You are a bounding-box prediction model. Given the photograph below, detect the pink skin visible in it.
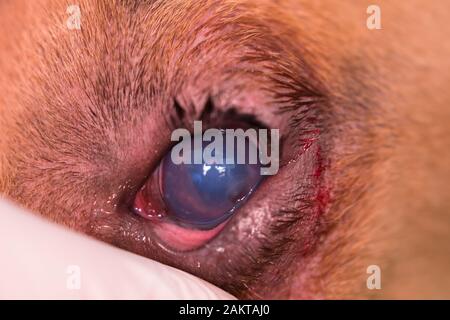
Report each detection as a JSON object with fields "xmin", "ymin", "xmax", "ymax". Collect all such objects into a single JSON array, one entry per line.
[
  {"xmin": 153, "ymin": 221, "xmax": 228, "ymax": 252},
  {"xmin": 133, "ymin": 182, "xmax": 227, "ymax": 251}
]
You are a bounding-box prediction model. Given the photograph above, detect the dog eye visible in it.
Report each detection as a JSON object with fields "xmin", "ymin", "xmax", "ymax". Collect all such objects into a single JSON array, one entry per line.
[{"xmin": 133, "ymin": 129, "xmax": 264, "ymax": 250}]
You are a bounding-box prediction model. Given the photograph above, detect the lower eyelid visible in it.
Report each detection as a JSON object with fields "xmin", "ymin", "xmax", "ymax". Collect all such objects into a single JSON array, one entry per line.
[
  {"xmin": 152, "ymin": 220, "xmax": 228, "ymax": 252},
  {"xmin": 132, "ymin": 171, "xmax": 229, "ymax": 252}
]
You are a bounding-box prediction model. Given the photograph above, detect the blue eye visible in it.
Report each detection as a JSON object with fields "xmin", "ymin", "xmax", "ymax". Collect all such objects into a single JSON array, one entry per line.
[{"xmin": 159, "ymin": 136, "xmax": 263, "ymax": 230}]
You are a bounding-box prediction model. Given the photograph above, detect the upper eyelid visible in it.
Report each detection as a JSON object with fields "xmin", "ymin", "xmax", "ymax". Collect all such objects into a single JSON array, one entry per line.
[{"xmin": 169, "ymin": 95, "xmax": 271, "ymax": 132}]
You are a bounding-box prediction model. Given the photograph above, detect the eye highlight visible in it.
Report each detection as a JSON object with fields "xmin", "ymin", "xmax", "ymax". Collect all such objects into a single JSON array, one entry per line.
[
  {"xmin": 161, "ymin": 135, "xmax": 263, "ymax": 230},
  {"xmin": 132, "ymin": 128, "xmax": 264, "ymax": 250}
]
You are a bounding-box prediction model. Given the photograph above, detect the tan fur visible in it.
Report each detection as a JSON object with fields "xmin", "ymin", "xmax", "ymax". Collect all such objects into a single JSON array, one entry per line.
[{"xmin": 0, "ymin": 0, "xmax": 449, "ymax": 298}]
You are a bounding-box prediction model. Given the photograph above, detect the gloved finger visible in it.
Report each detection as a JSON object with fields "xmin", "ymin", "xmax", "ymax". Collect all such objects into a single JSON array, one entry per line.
[{"xmin": 0, "ymin": 198, "xmax": 235, "ymax": 300}]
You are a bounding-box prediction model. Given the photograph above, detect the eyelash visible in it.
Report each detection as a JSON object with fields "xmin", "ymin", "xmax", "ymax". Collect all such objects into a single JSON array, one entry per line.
[{"xmin": 165, "ymin": 96, "xmax": 270, "ymax": 136}]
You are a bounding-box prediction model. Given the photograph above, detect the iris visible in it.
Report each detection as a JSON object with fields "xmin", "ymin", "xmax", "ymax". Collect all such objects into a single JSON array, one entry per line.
[{"xmin": 160, "ymin": 134, "xmax": 263, "ymax": 230}]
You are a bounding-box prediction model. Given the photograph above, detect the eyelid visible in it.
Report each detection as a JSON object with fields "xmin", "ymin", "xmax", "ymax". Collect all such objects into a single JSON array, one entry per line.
[
  {"xmin": 152, "ymin": 221, "xmax": 228, "ymax": 252},
  {"xmin": 133, "ymin": 172, "xmax": 228, "ymax": 252}
]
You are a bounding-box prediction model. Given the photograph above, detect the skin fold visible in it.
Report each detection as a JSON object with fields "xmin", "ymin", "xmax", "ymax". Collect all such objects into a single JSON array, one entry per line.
[{"xmin": 0, "ymin": 0, "xmax": 449, "ymax": 299}]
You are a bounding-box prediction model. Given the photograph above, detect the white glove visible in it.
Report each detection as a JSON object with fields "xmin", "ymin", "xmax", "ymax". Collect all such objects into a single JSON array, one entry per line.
[{"xmin": 0, "ymin": 198, "xmax": 235, "ymax": 299}]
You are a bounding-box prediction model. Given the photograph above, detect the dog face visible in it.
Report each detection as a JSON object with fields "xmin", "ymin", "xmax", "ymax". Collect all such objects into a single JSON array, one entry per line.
[{"xmin": 1, "ymin": 0, "xmax": 449, "ymax": 298}]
